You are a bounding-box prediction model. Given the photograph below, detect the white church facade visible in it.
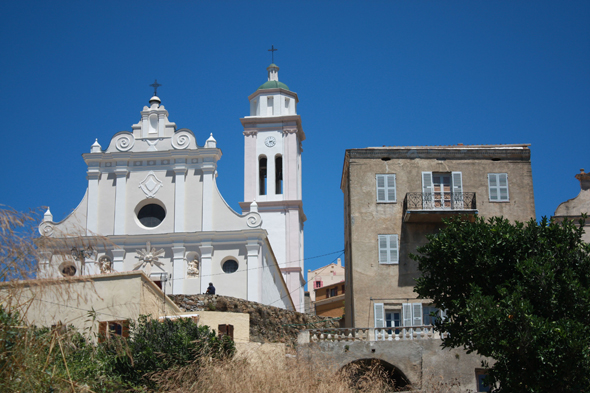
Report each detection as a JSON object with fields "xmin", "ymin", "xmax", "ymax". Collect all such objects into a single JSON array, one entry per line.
[{"xmin": 38, "ymin": 63, "xmax": 305, "ymax": 312}]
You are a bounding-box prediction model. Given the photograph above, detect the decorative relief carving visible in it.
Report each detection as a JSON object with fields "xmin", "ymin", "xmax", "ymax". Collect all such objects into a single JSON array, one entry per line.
[
  {"xmin": 148, "ymin": 160, "xmax": 156, "ymax": 166},
  {"xmin": 191, "ymin": 158, "xmax": 198, "ymax": 164},
  {"xmin": 282, "ymin": 128, "xmax": 298, "ymax": 135},
  {"xmin": 134, "ymin": 161, "xmax": 143, "ymax": 166},
  {"xmin": 172, "ymin": 131, "xmax": 192, "ymax": 150},
  {"xmin": 134, "ymin": 241, "xmax": 165, "ymax": 275},
  {"xmin": 39, "ymin": 222, "xmax": 54, "ymax": 237},
  {"xmin": 115, "ymin": 134, "xmax": 135, "ymax": 152},
  {"xmin": 161, "ymin": 159, "xmax": 170, "ymax": 165},
  {"xmin": 243, "ymin": 130, "xmax": 258, "ymax": 136},
  {"xmin": 139, "ymin": 171, "xmax": 163, "ymax": 198},
  {"xmin": 105, "ymin": 162, "xmax": 112, "ymax": 167},
  {"xmin": 246, "ymin": 212, "xmax": 262, "ymax": 228},
  {"xmin": 98, "ymin": 256, "xmax": 112, "ymax": 274},
  {"xmin": 187, "ymin": 257, "xmax": 199, "ymax": 277}
]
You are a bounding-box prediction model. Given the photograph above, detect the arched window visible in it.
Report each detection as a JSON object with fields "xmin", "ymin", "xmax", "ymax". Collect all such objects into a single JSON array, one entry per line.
[
  {"xmin": 275, "ymin": 155, "xmax": 283, "ymax": 194},
  {"xmin": 259, "ymin": 156, "xmax": 267, "ymax": 195}
]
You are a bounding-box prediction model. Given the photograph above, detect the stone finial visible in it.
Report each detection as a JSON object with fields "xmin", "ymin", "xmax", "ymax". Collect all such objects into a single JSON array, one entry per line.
[
  {"xmin": 90, "ymin": 138, "xmax": 101, "ymax": 153},
  {"xmin": 43, "ymin": 207, "xmax": 53, "ymax": 222},
  {"xmin": 337, "ymin": 258, "xmax": 342, "ymax": 267},
  {"xmin": 575, "ymin": 168, "xmax": 590, "ymax": 191},
  {"xmin": 206, "ymin": 133, "xmax": 217, "ymax": 148},
  {"xmin": 250, "ymin": 200, "xmax": 258, "ymax": 213},
  {"xmin": 267, "ymin": 63, "xmax": 279, "ymax": 82},
  {"xmin": 149, "ymin": 95, "xmax": 161, "ymax": 109}
]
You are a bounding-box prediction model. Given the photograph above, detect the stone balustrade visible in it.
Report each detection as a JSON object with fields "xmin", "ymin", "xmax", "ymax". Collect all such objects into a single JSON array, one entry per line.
[{"xmin": 298, "ymin": 326, "xmax": 448, "ymax": 344}]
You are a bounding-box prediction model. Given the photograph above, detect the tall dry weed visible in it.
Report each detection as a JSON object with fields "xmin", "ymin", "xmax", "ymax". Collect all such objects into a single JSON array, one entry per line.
[{"xmin": 153, "ymin": 354, "xmax": 405, "ymax": 393}]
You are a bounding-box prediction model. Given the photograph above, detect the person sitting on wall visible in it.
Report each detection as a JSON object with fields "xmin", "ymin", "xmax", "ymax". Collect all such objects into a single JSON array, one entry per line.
[{"xmin": 206, "ymin": 282, "xmax": 215, "ymax": 295}]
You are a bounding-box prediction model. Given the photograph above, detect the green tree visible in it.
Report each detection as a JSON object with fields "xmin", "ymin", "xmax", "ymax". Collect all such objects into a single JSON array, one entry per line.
[{"xmin": 412, "ymin": 216, "xmax": 590, "ymax": 393}]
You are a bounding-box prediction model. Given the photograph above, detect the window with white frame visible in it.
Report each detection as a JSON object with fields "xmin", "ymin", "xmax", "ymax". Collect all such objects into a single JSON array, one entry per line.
[
  {"xmin": 378, "ymin": 234, "xmax": 399, "ymax": 264},
  {"xmin": 376, "ymin": 174, "xmax": 396, "ymax": 202},
  {"xmin": 488, "ymin": 173, "xmax": 509, "ymax": 202}
]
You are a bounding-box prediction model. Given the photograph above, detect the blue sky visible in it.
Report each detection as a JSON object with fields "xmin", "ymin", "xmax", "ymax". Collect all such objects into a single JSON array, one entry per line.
[{"xmin": 1, "ymin": 1, "xmax": 589, "ymax": 281}]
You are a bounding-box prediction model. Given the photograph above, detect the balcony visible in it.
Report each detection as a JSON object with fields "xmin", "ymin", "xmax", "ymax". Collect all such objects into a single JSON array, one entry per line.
[{"xmin": 403, "ymin": 192, "xmax": 477, "ymax": 223}]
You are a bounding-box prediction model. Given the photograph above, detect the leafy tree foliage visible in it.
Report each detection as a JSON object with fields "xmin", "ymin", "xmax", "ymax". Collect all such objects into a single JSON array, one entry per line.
[
  {"xmin": 109, "ymin": 314, "xmax": 235, "ymax": 387},
  {"xmin": 413, "ymin": 216, "xmax": 590, "ymax": 393}
]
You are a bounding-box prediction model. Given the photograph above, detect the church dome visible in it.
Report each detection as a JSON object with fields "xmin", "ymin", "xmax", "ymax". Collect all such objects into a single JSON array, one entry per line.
[{"xmin": 258, "ymin": 80, "xmax": 290, "ymax": 91}]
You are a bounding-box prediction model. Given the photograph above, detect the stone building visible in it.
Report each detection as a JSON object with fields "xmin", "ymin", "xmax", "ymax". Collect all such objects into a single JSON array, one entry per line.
[
  {"xmin": 553, "ymin": 168, "xmax": 590, "ymax": 243},
  {"xmin": 38, "ymin": 63, "xmax": 306, "ymax": 311},
  {"xmin": 341, "ymin": 144, "xmax": 536, "ymax": 328}
]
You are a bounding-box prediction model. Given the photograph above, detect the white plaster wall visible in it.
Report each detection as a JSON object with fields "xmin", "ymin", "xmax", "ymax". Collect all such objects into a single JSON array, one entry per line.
[
  {"xmin": 258, "ymin": 210, "xmax": 287, "ymax": 266},
  {"xmin": 210, "ymin": 182, "xmax": 250, "ymax": 231},
  {"xmin": 209, "ymin": 244, "xmax": 248, "ymax": 299},
  {"xmin": 97, "ymin": 172, "xmax": 116, "ymax": 235},
  {"xmin": 124, "ymin": 168, "xmax": 175, "ymax": 235},
  {"xmin": 261, "ymin": 247, "xmax": 291, "ymax": 310},
  {"xmin": 184, "ymin": 166, "xmax": 204, "ymax": 232}
]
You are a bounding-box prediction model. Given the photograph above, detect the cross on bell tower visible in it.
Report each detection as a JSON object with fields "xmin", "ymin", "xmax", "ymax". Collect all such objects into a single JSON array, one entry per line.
[
  {"xmin": 150, "ymin": 79, "xmax": 162, "ymax": 96},
  {"xmin": 268, "ymin": 45, "xmax": 277, "ymax": 63}
]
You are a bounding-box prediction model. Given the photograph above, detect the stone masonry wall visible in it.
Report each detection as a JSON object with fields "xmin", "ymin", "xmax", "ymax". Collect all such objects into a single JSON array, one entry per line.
[{"xmin": 170, "ymin": 294, "xmax": 339, "ymax": 348}]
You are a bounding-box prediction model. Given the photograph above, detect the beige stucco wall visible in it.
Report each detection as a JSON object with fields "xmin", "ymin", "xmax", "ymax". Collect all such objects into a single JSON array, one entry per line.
[
  {"xmin": 0, "ymin": 272, "xmax": 182, "ymax": 336},
  {"xmin": 342, "ymin": 146, "xmax": 536, "ymax": 328},
  {"xmin": 197, "ymin": 310, "xmax": 250, "ymax": 342}
]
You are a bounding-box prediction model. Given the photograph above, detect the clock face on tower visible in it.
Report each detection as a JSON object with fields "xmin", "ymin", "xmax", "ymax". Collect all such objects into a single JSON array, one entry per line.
[{"xmin": 264, "ymin": 136, "xmax": 276, "ymax": 148}]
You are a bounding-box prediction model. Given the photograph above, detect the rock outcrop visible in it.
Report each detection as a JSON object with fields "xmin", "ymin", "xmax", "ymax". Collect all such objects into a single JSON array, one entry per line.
[{"xmin": 170, "ymin": 294, "xmax": 340, "ymax": 348}]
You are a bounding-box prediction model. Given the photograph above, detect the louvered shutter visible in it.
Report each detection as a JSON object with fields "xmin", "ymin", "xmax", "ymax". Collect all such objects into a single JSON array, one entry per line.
[
  {"xmin": 488, "ymin": 173, "xmax": 498, "ymax": 201},
  {"xmin": 402, "ymin": 303, "xmax": 412, "ymax": 326},
  {"xmin": 386, "ymin": 174, "xmax": 396, "ymax": 202},
  {"xmin": 498, "ymin": 173, "xmax": 509, "ymax": 201},
  {"xmin": 376, "ymin": 175, "xmax": 386, "ymax": 202},
  {"xmin": 412, "ymin": 303, "xmax": 423, "ymax": 326},
  {"xmin": 374, "ymin": 303, "xmax": 385, "ymax": 328},
  {"xmin": 378, "ymin": 235, "xmax": 388, "ymax": 263},
  {"xmin": 422, "ymin": 172, "xmax": 434, "ymax": 208},
  {"xmin": 389, "ymin": 235, "xmax": 398, "ymax": 264},
  {"xmin": 452, "ymin": 172, "xmax": 463, "ymax": 208}
]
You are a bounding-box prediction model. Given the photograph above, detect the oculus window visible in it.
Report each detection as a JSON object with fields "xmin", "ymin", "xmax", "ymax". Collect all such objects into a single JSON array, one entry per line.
[
  {"xmin": 137, "ymin": 204, "xmax": 166, "ymax": 228},
  {"xmin": 222, "ymin": 260, "xmax": 239, "ymax": 274}
]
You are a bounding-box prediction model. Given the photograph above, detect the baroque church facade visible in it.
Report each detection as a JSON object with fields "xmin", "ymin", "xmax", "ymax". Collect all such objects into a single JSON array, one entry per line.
[{"xmin": 38, "ymin": 63, "xmax": 305, "ymax": 312}]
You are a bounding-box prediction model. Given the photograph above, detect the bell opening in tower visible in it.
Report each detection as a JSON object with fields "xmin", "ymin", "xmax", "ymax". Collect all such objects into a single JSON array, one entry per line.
[
  {"xmin": 275, "ymin": 155, "xmax": 283, "ymax": 194},
  {"xmin": 259, "ymin": 156, "xmax": 267, "ymax": 195}
]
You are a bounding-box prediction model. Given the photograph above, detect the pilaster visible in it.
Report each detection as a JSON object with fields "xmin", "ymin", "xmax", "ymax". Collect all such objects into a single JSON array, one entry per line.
[
  {"xmin": 199, "ymin": 242, "xmax": 213, "ymax": 292},
  {"xmin": 114, "ymin": 164, "xmax": 128, "ymax": 235},
  {"xmin": 172, "ymin": 244, "xmax": 186, "ymax": 295},
  {"xmin": 246, "ymin": 240, "xmax": 261, "ymax": 303},
  {"xmin": 86, "ymin": 167, "xmax": 100, "ymax": 235},
  {"xmin": 112, "ymin": 248, "xmax": 126, "ymax": 272},
  {"xmin": 173, "ymin": 162, "xmax": 187, "ymax": 233},
  {"xmin": 201, "ymin": 164, "xmax": 215, "ymax": 231}
]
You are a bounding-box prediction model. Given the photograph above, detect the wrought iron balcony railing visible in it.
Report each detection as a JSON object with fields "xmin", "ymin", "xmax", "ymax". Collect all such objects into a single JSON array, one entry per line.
[{"xmin": 404, "ymin": 192, "xmax": 477, "ymax": 211}]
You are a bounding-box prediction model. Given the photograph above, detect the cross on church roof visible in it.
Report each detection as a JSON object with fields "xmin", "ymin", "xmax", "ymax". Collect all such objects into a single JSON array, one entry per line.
[
  {"xmin": 268, "ymin": 45, "xmax": 277, "ymax": 63},
  {"xmin": 150, "ymin": 79, "xmax": 162, "ymax": 96}
]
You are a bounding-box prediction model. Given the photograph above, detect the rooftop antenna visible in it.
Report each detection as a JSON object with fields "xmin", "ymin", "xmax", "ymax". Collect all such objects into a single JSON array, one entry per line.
[
  {"xmin": 150, "ymin": 79, "xmax": 162, "ymax": 96},
  {"xmin": 268, "ymin": 45, "xmax": 277, "ymax": 63}
]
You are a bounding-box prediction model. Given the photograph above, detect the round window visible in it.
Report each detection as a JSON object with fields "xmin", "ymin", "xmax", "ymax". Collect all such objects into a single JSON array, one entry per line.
[
  {"xmin": 60, "ymin": 263, "xmax": 77, "ymax": 277},
  {"xmin": 222, "ymin": 260, "xmax": 239, "ymax": 274},
  {"xmin": 137, "ymin": 204, "xmax": 166, "ymax": 228}
]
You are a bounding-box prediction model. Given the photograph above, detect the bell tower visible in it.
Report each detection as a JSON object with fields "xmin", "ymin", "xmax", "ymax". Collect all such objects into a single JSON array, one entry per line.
[{"xmin": 240, "ymin": 62, "xmax": 306, "ymax": 312}]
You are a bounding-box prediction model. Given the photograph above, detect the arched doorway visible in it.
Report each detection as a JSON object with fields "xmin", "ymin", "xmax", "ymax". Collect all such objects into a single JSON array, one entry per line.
[{"xmin": 341, "ymin": 358, "xmax": 410, "ymax": 391}]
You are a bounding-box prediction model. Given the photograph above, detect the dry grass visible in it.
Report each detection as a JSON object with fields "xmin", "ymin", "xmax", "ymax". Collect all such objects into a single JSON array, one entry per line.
[{"xmin": 153, "ymin": 355, "xmax": 400, "ymax": 393}]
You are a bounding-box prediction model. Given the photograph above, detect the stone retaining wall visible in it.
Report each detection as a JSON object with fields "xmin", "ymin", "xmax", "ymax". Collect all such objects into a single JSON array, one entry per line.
[{"xmin": 170, "ymin": 294, "xmax": 339, "ymax": 348}]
